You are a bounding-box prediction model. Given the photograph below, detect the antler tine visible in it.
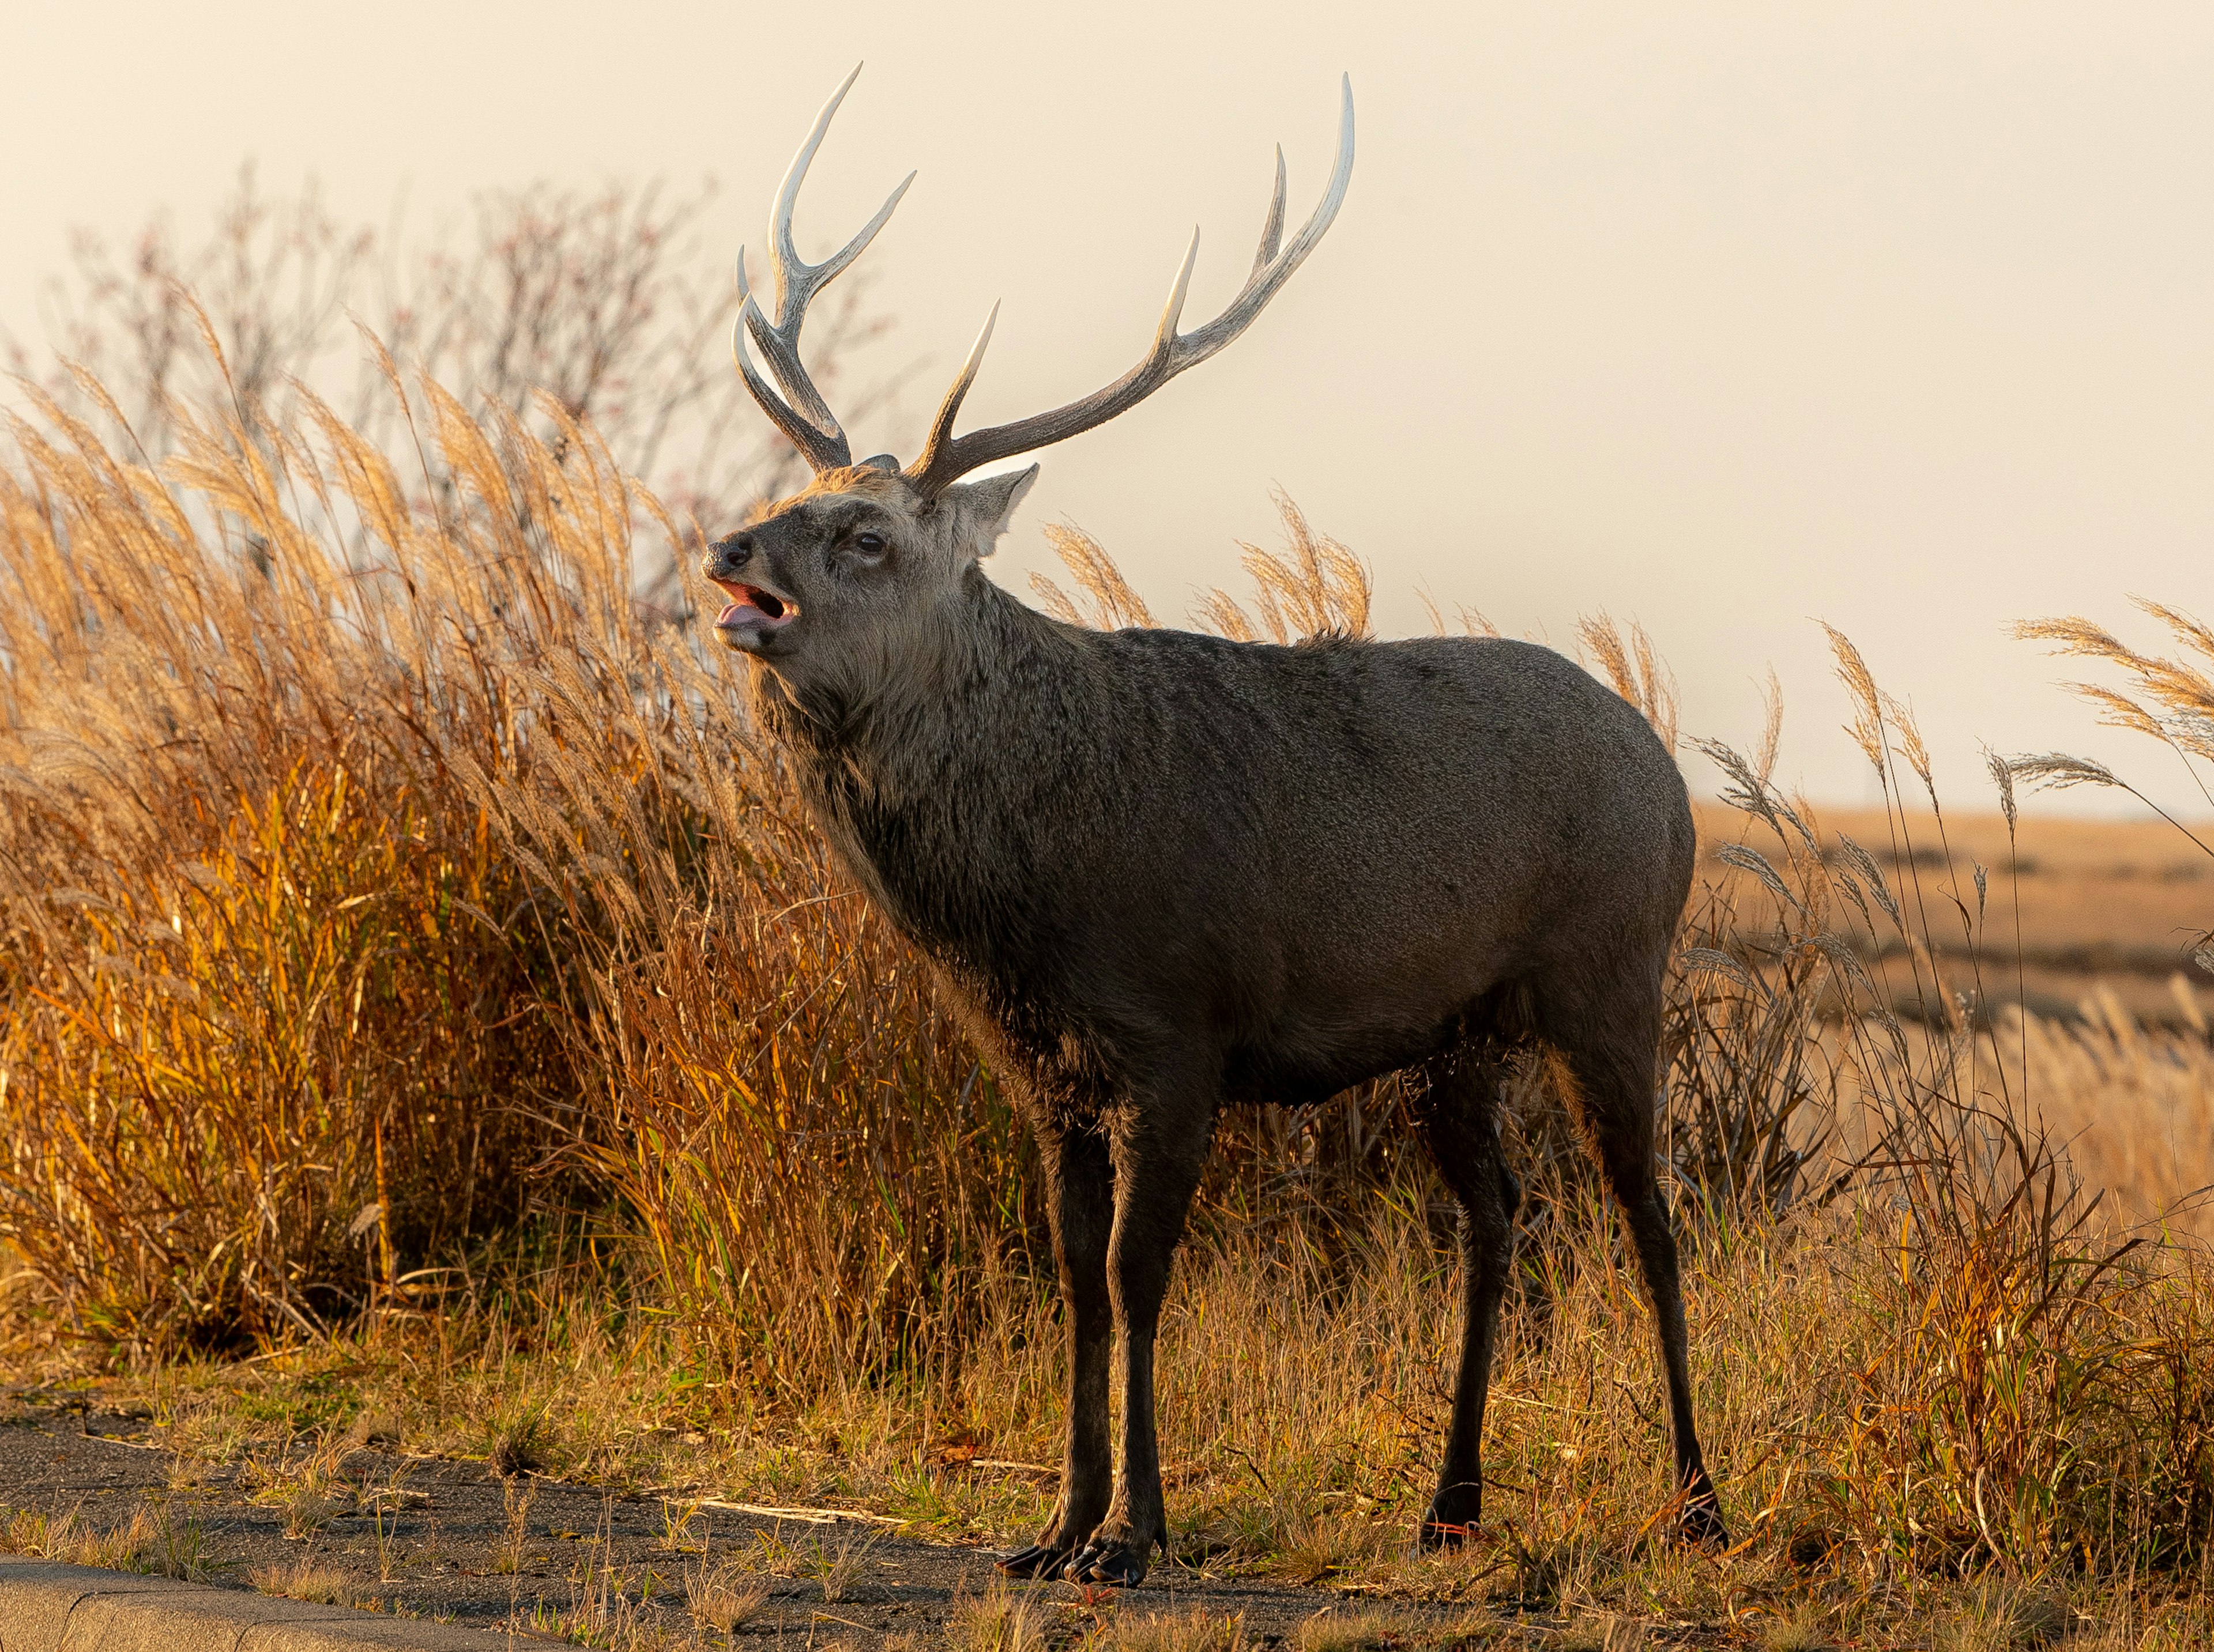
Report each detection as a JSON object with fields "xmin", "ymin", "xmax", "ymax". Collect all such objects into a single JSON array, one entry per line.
[
  {"xmin": 771, "ymin": 70, "xmax": 915, "ymax": 296},
  {"xmin": 1154, "ymin": 228, "xmax": 1202, "ymax": 352},
  {"xmin": 1251, "ymin": 146, "xmax": 1287, "ymax": 278},
  {"xmin": 737, "ymin": 254, "xmax": 841, "ymax": 443},
  {"xmin": 732, "ymin": 63, "xmax": 915, "ymax": 476},
  {"xmin": 906, "ymin": 76, "xmax": 1354, "ymax": 496},
  {"xmin": 916, "ymin": 300, "xmax": 1001, "ymax": 474},
  {"xmin": 1181, "ymin": 74, "xmax": 1355, "ymax": 361},
  {"xmin": 732, "ymin": 277, "xmax": 845, "ymax": 475}
]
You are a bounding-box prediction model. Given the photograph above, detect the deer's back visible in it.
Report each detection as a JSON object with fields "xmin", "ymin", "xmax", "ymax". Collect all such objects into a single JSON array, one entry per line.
[{"xmin": 925, "ymin": 624, "xmax": 1695, "ymax": 1102}]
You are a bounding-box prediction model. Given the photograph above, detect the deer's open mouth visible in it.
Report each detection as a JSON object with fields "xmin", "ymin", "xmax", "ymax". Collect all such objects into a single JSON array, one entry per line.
[{"xmin": 711, "ymin": 582, "xmax": 799, "ymax": 648}]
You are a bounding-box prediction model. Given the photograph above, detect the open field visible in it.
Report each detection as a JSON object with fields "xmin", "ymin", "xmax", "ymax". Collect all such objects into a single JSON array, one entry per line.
[
  {"xmin": 1695, "ymin": 804, "xmax": 2213, "ymax": 1029},
  {"xmin": 5, "ymin": 348, "xmax": 2214, "ymax": 1647}
]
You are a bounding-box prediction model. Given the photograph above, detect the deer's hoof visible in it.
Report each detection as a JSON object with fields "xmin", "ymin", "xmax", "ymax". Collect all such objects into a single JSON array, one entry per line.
[
  {"xmin": 997, "ymin": 1543, "xmax": 1072, "ymax": 1580},
  {"xmin": 1419, "ymin": 1486, "xmax": 1482, "ymax": 1550},
  {"xmin": 1066, "ymin": 1534, "xmax": 1150, "ymax": 1587}
]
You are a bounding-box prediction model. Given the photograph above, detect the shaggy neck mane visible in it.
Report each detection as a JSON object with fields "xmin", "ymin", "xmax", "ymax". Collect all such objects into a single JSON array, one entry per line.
[
  {"xmin": 766, "ymin": 571, "xmax": 1069, "ymax": 766},
  {"xmin": 753, "ymin": 573, "xmax": 1096, "ymax": 973}
]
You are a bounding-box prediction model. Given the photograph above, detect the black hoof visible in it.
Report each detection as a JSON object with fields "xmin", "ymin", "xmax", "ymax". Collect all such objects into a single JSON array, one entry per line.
[
  {"xmin": 1066, "ymin": 1538, "xmax": 1149, "ymax": 1587},
  {"xmin": 997, "ymin": 1543, "xmax": 1070, "ymax": 1579},
  {"xmin": 1420, "ymin": 1486, "xmax": 1482, "ymax": 1550}
]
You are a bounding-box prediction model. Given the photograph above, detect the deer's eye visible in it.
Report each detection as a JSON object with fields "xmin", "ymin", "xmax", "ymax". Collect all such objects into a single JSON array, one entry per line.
[{"xmin": 853, "ymin": 532, "xmax": 887, "ymax": 558}]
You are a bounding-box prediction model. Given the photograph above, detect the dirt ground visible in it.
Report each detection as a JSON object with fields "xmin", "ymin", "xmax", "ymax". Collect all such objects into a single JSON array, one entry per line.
[{"xmin": 0, "ymin": 1393, "xmax": 1554, "ymax": 1647}]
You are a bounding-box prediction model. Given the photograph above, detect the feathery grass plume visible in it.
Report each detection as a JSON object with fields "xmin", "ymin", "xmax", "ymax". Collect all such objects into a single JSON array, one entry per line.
[
  {"xmin": 2019, "ymin": 604, "xmax": 2214, "ymax": 763},
  {"xmin": 1188, "ymin": 494, "xmax": 1373, "ymax": 644},
  {"xmin": 1983, "ymin": 745, "xmax": 2019, "ymax": 835},
  {"xmin": 1031, "ymin": 522, "xmax": 1158, "ymax": 630},
  {"xmin": 1887, "ymin": 691, "xmax": 1936, "ymax": 799},
  {"xmin": 1693, "ymin": 734, "xmax": 1800, "ymax": 849},
  {"xmin": 2017, "ymin": 602, "xmax": 2214, "ymax": 850},
  {"xmin": 1240, "ymin": 494, "xmax": 1372, "ymax": 642},
  {"xmin": 1716, "ymin": 843, "xmax": 1802, "ymax": 918},
  {"xmin": 1824, "ymin": 623, "xmax": 1889, "ymax": 778},
  {"xmin": 2009, "ymin": 606, "xmax": 2214, "ymax": 988},
  {"xmin": 1823, "ymin": 623, "xmax": 1937, "ymax": 801},
  {"xmin": 1833, "ymin": 834, "xmax": 1903, "ymax": 927},
  {"xmin": 1412, "ymin": 587, "xmax": 1502, "ymax": 639},
  {"xmin": 2007, "ymin": 752, "xmax": 2124, "ymax": 794},
  {"xmin": 1578, "ymin": 612, "xmax": 1679, "ymax": 753},
  {"xmin": 2069, "ymin": 680, "xmax": 2172, "ymax": 743},
  {"xmin": 1192, "ymin": 583, "xmax": 1263, "ymax": 640},
  {"xmin": 1753, "ymin": 665, "xmax": 1785, "ymax": 785}
]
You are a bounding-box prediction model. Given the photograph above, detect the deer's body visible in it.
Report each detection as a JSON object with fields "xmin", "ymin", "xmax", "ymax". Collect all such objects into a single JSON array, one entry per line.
[
  {"xmin": 700, "ymin": 69, "xmax": 1726, "ymax": 1583},
  {"xmin": 759, "ymin": 576, "xmax": 1692, "ymax": 1114}
]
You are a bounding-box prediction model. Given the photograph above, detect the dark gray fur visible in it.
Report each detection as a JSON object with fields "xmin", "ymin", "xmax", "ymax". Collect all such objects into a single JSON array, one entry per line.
[{"xmin": 704, "ymin": 479, "xmax": 1724, "ymax": 1585}]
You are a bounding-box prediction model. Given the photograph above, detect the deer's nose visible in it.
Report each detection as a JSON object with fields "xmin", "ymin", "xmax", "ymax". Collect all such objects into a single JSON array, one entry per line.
[{"xmin": 707, "ymin": 533, "xmax": 755, "ymax": 577}]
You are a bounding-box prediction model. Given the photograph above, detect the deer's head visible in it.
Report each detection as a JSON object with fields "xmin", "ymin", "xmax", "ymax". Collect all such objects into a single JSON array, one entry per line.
[{"xmin": 703, "ymin": 66, "xmax": 1354, "ymax": 695}]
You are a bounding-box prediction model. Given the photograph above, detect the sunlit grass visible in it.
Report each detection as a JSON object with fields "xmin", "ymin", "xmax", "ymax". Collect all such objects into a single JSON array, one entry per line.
[{"xmin": 4, "ymin": 341, "xmax": 2214, "ymax": 1648}]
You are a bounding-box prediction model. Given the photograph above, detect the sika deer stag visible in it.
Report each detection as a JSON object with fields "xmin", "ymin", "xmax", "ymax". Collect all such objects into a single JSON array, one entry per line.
[{"xmin": 703, "ymin": 67, "xmax": 1725, "ymax": 1584}]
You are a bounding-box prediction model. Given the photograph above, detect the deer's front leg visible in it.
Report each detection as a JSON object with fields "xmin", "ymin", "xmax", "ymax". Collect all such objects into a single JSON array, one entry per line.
[
  {"xmin": 999, "ymin": 1120, "xmax": 1113, "ymax": 1579},
  {"xmin": 1067, "ymin": 1097, "xmax": 1214, "ymax": 1587}
]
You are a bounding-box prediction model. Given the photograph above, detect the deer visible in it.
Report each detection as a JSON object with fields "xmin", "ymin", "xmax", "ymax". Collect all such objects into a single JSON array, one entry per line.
[{"xmin": 699, "ymin": 66, "xmax": 1726, "ymax": 1586}]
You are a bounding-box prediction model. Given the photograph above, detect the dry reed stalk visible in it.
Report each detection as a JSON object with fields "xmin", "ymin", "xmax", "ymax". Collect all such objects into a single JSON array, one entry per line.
[{"xmin": 2015, "ymin": 600, "xmax": 2214, "ymax": 979}]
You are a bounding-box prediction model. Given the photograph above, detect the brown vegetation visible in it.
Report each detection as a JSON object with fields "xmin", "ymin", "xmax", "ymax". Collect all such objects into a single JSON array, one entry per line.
[{"xmin": 5, "ymin": 330, "xmax": 2214, "ymax": 1642}]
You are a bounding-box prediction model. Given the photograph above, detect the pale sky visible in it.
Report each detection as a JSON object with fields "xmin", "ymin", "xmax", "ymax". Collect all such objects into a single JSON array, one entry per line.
[{"xmin": 5, "ymin": 1, "xmax": 2209, "ymax": 819}]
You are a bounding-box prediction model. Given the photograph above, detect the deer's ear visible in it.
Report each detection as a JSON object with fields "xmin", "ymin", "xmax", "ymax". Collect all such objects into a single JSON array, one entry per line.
[{"xmin": 942, "ymin": 465, "xmax": 1038, "ymax": 559}]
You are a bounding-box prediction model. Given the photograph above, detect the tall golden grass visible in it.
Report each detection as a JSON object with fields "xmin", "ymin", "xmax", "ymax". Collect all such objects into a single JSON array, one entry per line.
[
  {"xmin": 7, "ymin": 335, "xmax": 2214, "ymax": 1596},
  {"xmin": 0, "ymin": 326, "xmax": 1016, "ymax": 1367}
]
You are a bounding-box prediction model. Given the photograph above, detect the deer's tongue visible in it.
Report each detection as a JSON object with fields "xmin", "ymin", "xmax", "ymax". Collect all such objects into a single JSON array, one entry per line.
[{"xmin": 713, "ymin": 588, "xmax": 796, "ymax": 644}]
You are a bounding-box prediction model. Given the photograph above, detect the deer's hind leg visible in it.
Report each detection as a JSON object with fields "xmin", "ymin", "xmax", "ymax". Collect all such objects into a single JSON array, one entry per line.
[
  {"xmin": 1534, "ymin": 960, "xmax": 1727, "ymax": 1544},
  {"xmin": 1414, "ymin": 1039, "xmax": 1522, "ymax": 1548}
]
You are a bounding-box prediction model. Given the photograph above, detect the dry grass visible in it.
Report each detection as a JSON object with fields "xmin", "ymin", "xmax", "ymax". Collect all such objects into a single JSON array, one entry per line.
[
  {"xmin": 1296, "ymin": 1609, "xmax": 1505, "ymax": 1649},
  {"xmin": 1, "ymin": 1500, "xmax": 215, "ymax": 1580},
  {"xmin": 247, "ymin": 1556, "xmax": 366, "ymax": 1605},
  {"xmin": 946, "ymin": 1576, "xmax": 1050, "ymax": 1652},
  {"xmin": 8, "ymin": 342, "xmax": 2214, "ymax": 1640},
  {"xmin": 1112, "ymin": 1609, "xmax": 1253, "ymax": 1651},
  {"xmin": 685, "ymin": 1556, "xmax": 770, "ymax": 1633},
  {"xmin": 0, "ymin": 320, "xmax": 1016, "ymax": 1368}
]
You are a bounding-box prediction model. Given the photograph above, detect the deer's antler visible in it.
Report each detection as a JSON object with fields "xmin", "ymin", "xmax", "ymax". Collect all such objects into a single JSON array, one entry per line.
[
  {"xmin": 732, "ymin": 63, "xmax": 913, "ymax": 474},
  {"xmin": 733, "ymin": 70, "xmax": 1353, "ymax": 487},
  {"xmin": 904, "ymin": 76, "xmax": 1354, "ymax": 496}
]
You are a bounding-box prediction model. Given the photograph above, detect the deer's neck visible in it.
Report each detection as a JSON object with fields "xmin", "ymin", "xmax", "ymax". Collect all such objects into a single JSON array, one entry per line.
[{"xmin": 756, "ymin": 575, "xmax": 1098, "ymax": 972}]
